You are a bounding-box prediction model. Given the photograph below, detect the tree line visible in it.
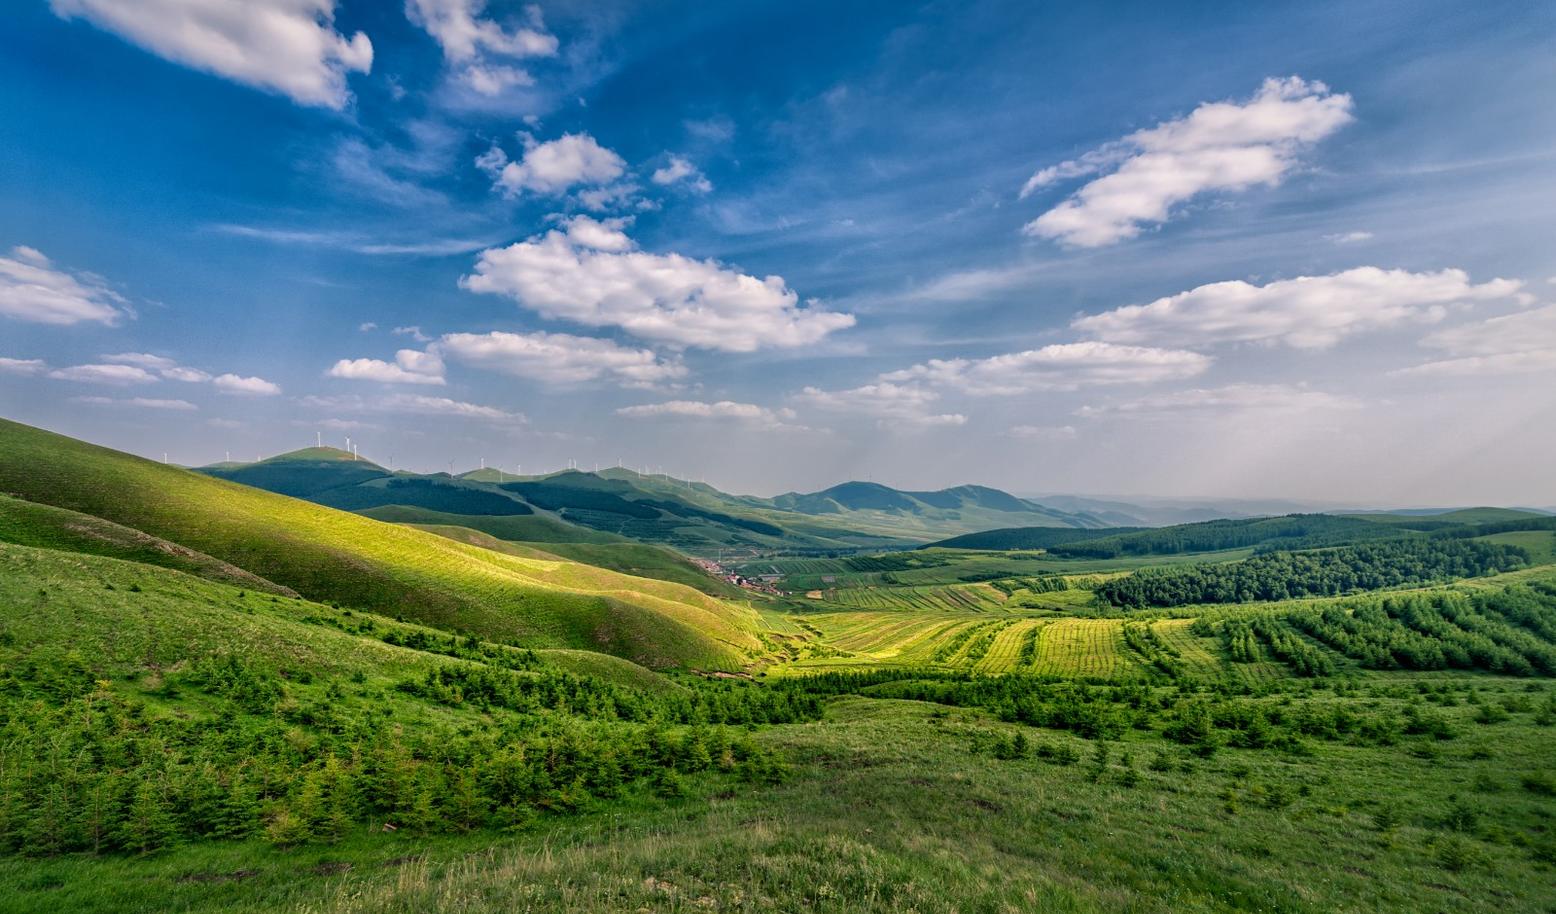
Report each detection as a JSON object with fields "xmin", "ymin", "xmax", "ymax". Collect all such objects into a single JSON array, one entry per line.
[{"xmin": 1093, "ymin": 539, "xmax": 1527, "ymax": 608}]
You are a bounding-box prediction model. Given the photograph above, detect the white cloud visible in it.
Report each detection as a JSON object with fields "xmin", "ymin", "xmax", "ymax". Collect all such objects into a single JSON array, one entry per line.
[
  {"xmin": 359, "ymin": 322, "xmax": 378, "ymax": 332},
  {"xmin": 1073, "ymin": 267, "xmax": 1524, "ymax": 349},
  {"xmin": 393, "ymin": 325, "xmax": 432, "ymax": 342},
  {"xmin": 1022, "ymin": 77, "xmax": 1354, "ymax": 246},
  {"xmin": 382, "ymin": 393, "xmax": 516, "ymax": 421},
  {"xmin": 1391, "ymin": 303, "xmax": 1556, "ymax": 378},
  {"xmin": 617, "ymin": 400, "xmax": 798, "ymax": 429},
  {"xmin": 161, "ymin": 367, "xmax": 212, "ymax": 382},
  {"xmin": 794, "ymin": 383, "xmax": 966, "ymax": 428},
  {"xmin": 1324, "ymin": 231, "xmax": 1374, "ymax": 244},
  {"xmin": 479, "ymin": 133, "xmax": 625, "ymax": 197},
  {"xmin": 49, "ymin": 363, "xmax": 159, "ymax": 385},
  {"xmin": 51, "ymin": 0, "xmax": 371, "ymax": 109},
  {"xmin": 1007, "ymin": 424, "xmax": 1078, "ymax": 441},
  {"xmin": 440, "ymin": 329, "xmax": 685, "ymax": 387},
  {"xmin": 72, "ymin": 395, "xmax": 197, "ymax": 411},
  {"xmin": 0, "ymin": 357, "xmax": 47, "ymax": 375},
  {"xmin": 214, "ymin": 224, "xmax": 491, "ymax": 257},
  {"xmin": 882, "ymin": 342, "xmax": 1210, "ymax": 395},
  {"xmin": 212, "ymin": 373, "xmax": 282, "ymax": 396},
  {"xmin": 0, "ymin": 245, "xmax": 127, "ymax": 325},
  {"xmin": 651, "ymin": 156, "xmax": 712, "ymax": 193},
  {"xmin": 1076, "ymin": 384, "xmax": 1363, "ymax": 418},
  {"xmin": 407, "ymin": 0, "xmax": 556, "ymax": 60},
  {"xmin": 575, "ymin": 182, "xmax": 647, "ymax": 213},
  {"xmin": 461, "ymin": 219, "xmax": 855, "ymax": 352},
  {"xmin": 102, "ymin": 352, "xmax": 176, "ymax": 370},
  {"xmin": 1391, "ymin": 350, "xmax": 1556, "ymax": 378},
  {"xmin": 328, "ymin": 348, "xmax": 447, "ymax": 385},
  {"xmin": 460, "ymin": 63, "xmax": 533, "ymax": 96},
  {"xmin": 300, "ymin": 392, "xmax": 523, "ymax": 423},
  {"xmin": 103, "ymin": 352, "xmax": 214, "ymax": 382}
]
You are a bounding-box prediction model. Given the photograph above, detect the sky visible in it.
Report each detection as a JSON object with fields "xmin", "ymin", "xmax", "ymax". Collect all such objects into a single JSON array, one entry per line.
[{"xmin": 2, "ymin": 0, "xmax": 1554, "ymax": 505}]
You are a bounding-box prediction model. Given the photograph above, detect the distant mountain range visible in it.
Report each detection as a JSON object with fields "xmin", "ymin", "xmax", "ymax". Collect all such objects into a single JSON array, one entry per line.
[{"xmin": 196, "ymin": 449, "xmax": 1109, "ymax": 555}]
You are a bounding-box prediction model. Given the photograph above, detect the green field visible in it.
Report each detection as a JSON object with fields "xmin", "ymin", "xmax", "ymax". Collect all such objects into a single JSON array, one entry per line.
[{"xmin": 5, "ymin": 420, "xmax": 1556, "ymax": 913}]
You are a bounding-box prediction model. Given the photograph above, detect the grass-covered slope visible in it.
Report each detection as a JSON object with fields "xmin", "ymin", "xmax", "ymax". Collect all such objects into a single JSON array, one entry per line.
[
  {"xmin": 356, "ymin": 504, "xmax": 630, "ymax": 544},
  {"xmin": 0, "ymin": 418, "xmax": 761, "ymax": 669},
  {"xmin": 411, "ymin": 524, "xmax": 747, "ymax": 599},
  {"xmin": 0, "ymin": 494, "xmax": 297, "ymax": 596}
]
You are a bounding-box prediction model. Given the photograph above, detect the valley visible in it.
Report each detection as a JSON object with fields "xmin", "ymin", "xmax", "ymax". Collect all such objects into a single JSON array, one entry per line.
[{"xmin": 1, "ymin": 418, "xmax": 1554, "ymax": 913}]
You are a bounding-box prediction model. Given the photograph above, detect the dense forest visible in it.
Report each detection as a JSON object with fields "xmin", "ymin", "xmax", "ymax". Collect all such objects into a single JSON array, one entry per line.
[
  {"xmin": 1094, "ymin": 539, "xmax": 1528, "ymax": 608},
  {"xmin": 1047, "ymin": 514, "xmax": 1412, "ymax": 559}
]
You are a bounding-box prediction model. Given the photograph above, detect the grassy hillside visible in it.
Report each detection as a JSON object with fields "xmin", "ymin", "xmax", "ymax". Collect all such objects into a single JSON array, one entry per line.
[
  {"xmin": 356, "ymin": 505, "xmax": 630, "ymax": 544},
  {"xmin": 0, "ymin": 418, "xmax": 760, "ymax": 670},
  {"xmin": 0, "ymin": 494, "xmax": 295, "ymax": 596},
  {"xmin": 409, "ymin": 523, "xmax": 749, "ymax": 599}
]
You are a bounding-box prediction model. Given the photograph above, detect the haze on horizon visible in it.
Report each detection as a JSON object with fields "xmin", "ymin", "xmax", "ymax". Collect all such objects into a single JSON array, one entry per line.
[{"xmin": 2, "ymin": 0, "xmax": 1553, "ymax": 507}]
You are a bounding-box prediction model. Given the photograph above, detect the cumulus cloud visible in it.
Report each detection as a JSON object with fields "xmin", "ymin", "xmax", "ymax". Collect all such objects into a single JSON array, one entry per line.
[
  {"xmin": 461, "ymin": 217, "xmax": 855, "ymax": 351},
  {"xmin": 651, "ymin": 156, "xmax": 712, "ymax": 193},
  {"xmin": 328, "ymin": 348, "xmax": 447, "ymax": 385},
  {"xmin": 1022, "ymin": 77, "xmax": 1354, "ymax": 246},
  {"xmin": 440, "ymin": 330, "xmax": 685, "ymax": 387},
  {"xmin": 1392, "ymin": 303, "xmax": 1556, "ymax": 378},
  {"xmin": 1076, "ymin": 384, "xmax": 1363, "ymax": 418},
  {"xmin": 882, "ymin": 342, "xmax": 1210, "ymax": 395},
  {"xmin": 794, "ymin": 383, "xmax": 966, "ymax": 428},
  {"xmin": 0, "ymin": 357, "xmax": 47, "ymax": 375},
  {"xmin": 1073, "ymin": 267, "xmax": 1524, "ymax": 349},
  {"xmin": 407, "ymin": 0, "xmax": 555, "ymax": 95},
  {"xmin": 0, "ymin": 245, "xmax": 127, "ymax": 325},
  {"xmin": 212, "ymin": 373, "xmax": 282, "ymax": 396},
  {"xmin": 617, "ymin": 400, "xmax": 798, "ymax": 429},
  {"xmin": 479, "ymin": 133, "xmax": 625, "ymax": 197},
  {"xmin": 51, "ymin": 0, "xmax": 371, "ymax": 109},
  {"xmin": 49, "ymin": 364, "xmax": 159, "ymax": 385},
  {"xmin": 72, "ymin": 395, "xmax": 197, "ymax": 411}
]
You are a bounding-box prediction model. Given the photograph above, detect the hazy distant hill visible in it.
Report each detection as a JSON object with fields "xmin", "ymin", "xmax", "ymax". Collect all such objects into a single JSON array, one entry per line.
[{"xmin": 200, "ymin": 457, "xmax": 1104, "ymax": 555}]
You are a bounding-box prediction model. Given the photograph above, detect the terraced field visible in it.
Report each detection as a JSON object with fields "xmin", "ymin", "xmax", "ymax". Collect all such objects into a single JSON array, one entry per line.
[
  {"xmin": 1030, "ymin": 618, "xmax": 1138, "ymax": 678},
  {"xmin": 809, "ymin": 583, "xmax": 1005, "ymax": 612}
]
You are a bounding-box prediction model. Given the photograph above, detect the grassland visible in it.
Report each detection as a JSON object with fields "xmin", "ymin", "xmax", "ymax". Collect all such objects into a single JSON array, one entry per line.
[
  {"xmin": 0, "ymin": 419, "xmax": 760, "ymax": 670},
  {"xmin": 6, "ymin": 687, "xmax": 1554, "ymax": 914},
  {"xmin": 6, "ymin": 420, "xmax": 1556, "ymax": 914}
]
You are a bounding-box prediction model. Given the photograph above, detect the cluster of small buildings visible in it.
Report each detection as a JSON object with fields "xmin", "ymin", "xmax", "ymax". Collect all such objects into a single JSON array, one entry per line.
[{"xmin": 692, "ymin": 558, "xmax": 788, "ymax": 595}]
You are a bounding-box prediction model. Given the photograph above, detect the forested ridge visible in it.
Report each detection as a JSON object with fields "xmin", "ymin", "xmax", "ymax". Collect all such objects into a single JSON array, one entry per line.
[{"xmin": 1094, "ymin": 539, "xmax": 1528, "ymax": 608}]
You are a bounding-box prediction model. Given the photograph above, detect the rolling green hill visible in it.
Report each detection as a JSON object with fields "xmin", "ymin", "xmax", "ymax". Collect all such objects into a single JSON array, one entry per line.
[
  {"xmin": 0, "ymin": 418, "xmax": 761, "ymax": 670},
  {"xmin": 206, "ymin": 457, "xmax": 1108, "ymax": 557},
  {"xmin": 0, "ymin": 493, "xmax": 296, "ymax": 596}
]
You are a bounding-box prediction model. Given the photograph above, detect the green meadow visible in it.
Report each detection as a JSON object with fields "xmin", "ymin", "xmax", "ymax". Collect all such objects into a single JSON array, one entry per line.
[{"xmin": 2, "ymin": 419, "xmax": 1555, "ymax": 913}]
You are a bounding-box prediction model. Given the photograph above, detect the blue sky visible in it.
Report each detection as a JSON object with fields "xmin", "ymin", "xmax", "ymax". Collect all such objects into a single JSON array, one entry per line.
[{"xmin": 3, "ymin": 0, "xmax": 1554, "ymax": 503}]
